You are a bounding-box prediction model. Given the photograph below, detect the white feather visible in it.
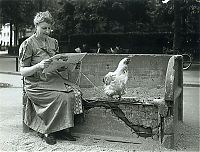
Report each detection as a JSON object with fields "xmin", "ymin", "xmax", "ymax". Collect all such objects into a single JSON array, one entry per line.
[{"xmin": 103, "ymin": 58, "xmax": 130, "ymax": 99}]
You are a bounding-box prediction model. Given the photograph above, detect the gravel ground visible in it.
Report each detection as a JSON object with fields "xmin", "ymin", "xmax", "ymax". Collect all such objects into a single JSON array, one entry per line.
[
  {"xmin": 0, "ymin": 113, "xmax": 199, "ymax": 152},
  {"xmin": 0, "ymin": 109, "xmax": 167, "ymax": 152}
]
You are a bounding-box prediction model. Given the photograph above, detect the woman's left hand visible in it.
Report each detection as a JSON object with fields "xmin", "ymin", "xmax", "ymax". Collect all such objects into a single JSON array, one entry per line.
[{"xmin": 38, "ymin": 59, "xmax": 52, "ymax": 69}]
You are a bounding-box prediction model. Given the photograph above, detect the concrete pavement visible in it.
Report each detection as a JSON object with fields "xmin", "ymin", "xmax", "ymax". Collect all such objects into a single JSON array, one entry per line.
[{"xmin": 183, "ymin": 64, "xmax": 200, "ymax": 87}]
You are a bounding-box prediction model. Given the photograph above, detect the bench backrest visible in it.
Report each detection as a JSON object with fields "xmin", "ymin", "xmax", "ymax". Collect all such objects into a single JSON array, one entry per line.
[{"xmin": 69, "ymin": 54, "xmax": 172, "ymax": 89}]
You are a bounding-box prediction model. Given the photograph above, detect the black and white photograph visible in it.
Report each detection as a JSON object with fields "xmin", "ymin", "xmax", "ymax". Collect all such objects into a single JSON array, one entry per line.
[{"xmin": 0, "ymin": 0, "xmax": 199, "ymax": 151}]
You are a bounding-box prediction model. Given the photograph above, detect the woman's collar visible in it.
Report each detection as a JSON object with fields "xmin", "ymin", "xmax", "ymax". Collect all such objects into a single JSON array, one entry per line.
[{"xmin": 34, "ymin": 33, "xmax": 48, "ymax": 42}]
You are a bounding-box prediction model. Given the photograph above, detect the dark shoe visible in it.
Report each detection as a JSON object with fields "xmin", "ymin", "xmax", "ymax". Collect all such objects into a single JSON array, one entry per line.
[
  {"xmin": 55, "ymin": 131, "xmax": 76, "ymax": 141},
  {"xmin": 63, "ymin": 132, "xmax": 76, "ymax": 141},
  {"xmin": 43, "ymin": 134, "xmax": 57, "ymax": 145}
]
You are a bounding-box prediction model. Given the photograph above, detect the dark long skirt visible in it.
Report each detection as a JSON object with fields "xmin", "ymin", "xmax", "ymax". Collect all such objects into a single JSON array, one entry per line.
[{"xmin": 24, "ymin": 89, "xmax": 75, "ymax": 134}]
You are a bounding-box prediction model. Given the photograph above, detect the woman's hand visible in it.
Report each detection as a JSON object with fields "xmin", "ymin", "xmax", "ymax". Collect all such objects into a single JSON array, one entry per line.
[
  {"xmin": 37, "ymin": 59, "xmax": 52, "ymax": 69},
  {"xmin": 20, "ymin": 59, "xmax": 52, "ymax": 77}
]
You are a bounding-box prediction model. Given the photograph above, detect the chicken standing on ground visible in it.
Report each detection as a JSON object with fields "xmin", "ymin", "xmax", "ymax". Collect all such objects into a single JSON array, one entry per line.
[{"xmin": 103, "ymin": 57, "xmax": 130, "ymax": 100}]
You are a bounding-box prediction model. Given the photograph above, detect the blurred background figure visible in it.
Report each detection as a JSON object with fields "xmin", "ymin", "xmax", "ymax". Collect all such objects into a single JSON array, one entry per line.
[
  {"xmin": 108, "ymin": 45, "xmax": 123, "ymax": 54},
  {"xmin": 81, "ymin": 43, "xmax": 91, "ymax": 53},
  {"xmin": 96, "ymin": 42, "xmax": 107, "ymax": 53},
  {"xmin": 75, "ymin": 43, "xmax": 91, "ymax": 53},
  {"xmin": 75, "ymin": 47, "xmax": 81, "ymax": 53}
]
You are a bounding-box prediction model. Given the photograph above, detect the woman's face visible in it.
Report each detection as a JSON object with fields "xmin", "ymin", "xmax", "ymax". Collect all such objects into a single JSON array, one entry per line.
[{"xmin": 36, "ymin": 22, "xmax": 52, "ymax": 38}]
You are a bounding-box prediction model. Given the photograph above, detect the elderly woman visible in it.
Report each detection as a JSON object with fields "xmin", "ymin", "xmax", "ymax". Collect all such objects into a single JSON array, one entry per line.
[{"xmin": 19, "ymin": 11, "xmax": 83, "ymax": 145}]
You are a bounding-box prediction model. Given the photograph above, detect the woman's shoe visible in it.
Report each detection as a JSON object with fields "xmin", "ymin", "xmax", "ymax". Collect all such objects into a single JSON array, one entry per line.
[
  {"xmin": 43, "ymin": 134, "xmax": 57, "ymax": 145},
  {"xmin": 55, "ymin": 131, "xmax": 76, "ymax": 141},
  {"xmin": 62, "ymin": 132, "xmax": 76, "ymax": 141}
]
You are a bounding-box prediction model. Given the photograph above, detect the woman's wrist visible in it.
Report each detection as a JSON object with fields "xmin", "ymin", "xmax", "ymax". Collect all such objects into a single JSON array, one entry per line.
[{"xmin": 35, "ymin": 63, "xmax": 42, "ymax": 71}]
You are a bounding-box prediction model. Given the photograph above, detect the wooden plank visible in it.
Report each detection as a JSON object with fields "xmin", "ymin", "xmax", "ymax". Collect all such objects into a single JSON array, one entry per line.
[{"xmin": 84, "ymin": 97, "xmax": 166, "ymax": 108}]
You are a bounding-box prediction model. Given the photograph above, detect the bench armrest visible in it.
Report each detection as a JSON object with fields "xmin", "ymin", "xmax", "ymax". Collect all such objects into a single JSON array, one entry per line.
[{"xmin": 164, "ymin": 55, "xmax": 183, "ymax": 121}]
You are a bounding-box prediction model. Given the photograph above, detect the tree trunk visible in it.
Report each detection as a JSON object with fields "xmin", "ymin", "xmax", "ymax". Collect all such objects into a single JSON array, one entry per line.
[
  {"xmin": 14, "ymin": 24, "xmax": 18, "ymax": 46},
  {"xmin": 10, "ymin": 22, "xmax": 13, "ymax": 47},
  {"xmin": 173, "ymin": 0, "xmax": 182, "ymax": 52}
]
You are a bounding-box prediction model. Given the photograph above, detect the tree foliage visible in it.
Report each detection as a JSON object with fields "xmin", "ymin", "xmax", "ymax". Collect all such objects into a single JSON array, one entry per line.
[
  {"xmin": 52, "ymin": 0, "xmax": 199, "ymax": 36},
  {"xmin": 0, "ymin": 0, "xmax": 199, "ymax": 42},
  {"xmin": 0, "ymin": 0, "xmax": 36, "ymax": 29}
]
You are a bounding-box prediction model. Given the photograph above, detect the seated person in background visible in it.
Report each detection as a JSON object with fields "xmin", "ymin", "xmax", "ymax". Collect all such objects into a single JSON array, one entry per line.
[
  {"xmin": 81, "ymin": 43, "xmax": 91, "ymax": 53},
  {"xmin": 96, "ymin": 42, "xmax": 107, "ymax": 54},
  {"xmin": 75, "ymin": 44, "xmax": 91, "ymax": 53},
  {"xmin": 108, "ymin": 45, "xmax": 123, "ymax": 54},
  {"xmin": 75, "ymin": 47, "xmax": 81, "ymax": 53},
  {"xmin": 19, "ymin": 11, "xmax": 83, "ymax": 145}
]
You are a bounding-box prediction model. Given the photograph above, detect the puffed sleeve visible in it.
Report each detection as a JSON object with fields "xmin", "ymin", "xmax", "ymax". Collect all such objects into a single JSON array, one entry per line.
[{"xmin": 19, "ymin": 40, "xmax": 33, "ymax": 67}]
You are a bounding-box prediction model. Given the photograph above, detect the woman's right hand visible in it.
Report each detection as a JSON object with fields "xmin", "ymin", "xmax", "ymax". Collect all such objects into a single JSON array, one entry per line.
[
  {"xmin": 20, "ymin": 59, "xmax": 52, "ymax": 77},
  {"xmin": 37, "ymin": 59, "xmax": 52, "ymax": 69}
]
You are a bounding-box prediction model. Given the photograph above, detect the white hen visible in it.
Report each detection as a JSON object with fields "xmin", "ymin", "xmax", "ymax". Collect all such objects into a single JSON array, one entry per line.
[{"xmin": 103, "ymin": 57, "xmax": 130, "ymax": 100}]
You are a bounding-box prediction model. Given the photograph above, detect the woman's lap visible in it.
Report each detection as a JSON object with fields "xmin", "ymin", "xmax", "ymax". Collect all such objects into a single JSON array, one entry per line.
[{"xmin": 24, "ymin": 89, "xmax": 76, "ymax": 134}]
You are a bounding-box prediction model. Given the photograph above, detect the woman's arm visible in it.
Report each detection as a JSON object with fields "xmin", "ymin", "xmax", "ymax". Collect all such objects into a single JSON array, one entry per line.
[
  {"xmin": 20, "ymin": 59, "xmax": 52, "ymax": 77},
  {"xmin": 20, "ymin": 64, "xmax": 41, "ymax": 77}
]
